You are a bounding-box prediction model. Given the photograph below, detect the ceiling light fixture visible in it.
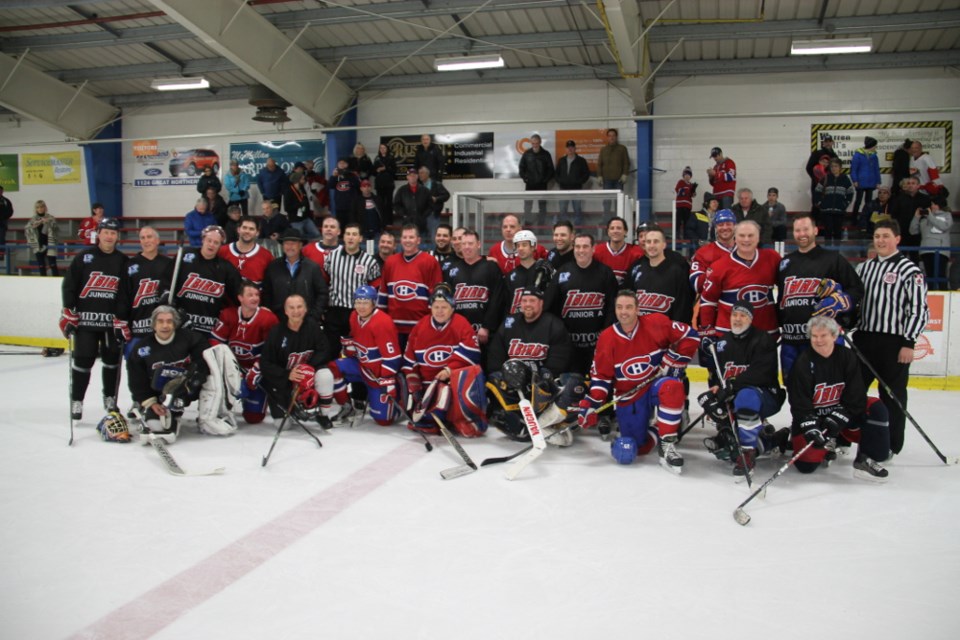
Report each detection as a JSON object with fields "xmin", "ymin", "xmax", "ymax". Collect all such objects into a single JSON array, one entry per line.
[
  {"xmin": 434, "ymin": 54, "xmax": 504, "ymax": 72},
  {"xmin": 150, "ymin": 77, "xmax": 211, "ymax": 91},
  {"xmin": 790, "ymin": 37, "xmax": 873, "ymax": 56}
]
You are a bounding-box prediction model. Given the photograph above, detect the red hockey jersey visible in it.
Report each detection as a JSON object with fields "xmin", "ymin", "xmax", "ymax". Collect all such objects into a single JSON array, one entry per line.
[
  {"xmin": 709, "ymin": 158, "xmax": 737, "ymax": 199},
  {"xmin": 699, "ymin": 248, "xmax": 780, "ymax": 333},
  {"xmin": 402, "ymin": 313, "xmax": 480, "ymax": 382},
  {"xmin": 689, "ymin": 240, "xmax": 734, "ymax": 294},
  {"xmin": 488, "ymin": 240, "xmax": 548, "ymax": 275},
  {"xmin": 78, "ymin": 217, "xmax": 99, "ymax": 245},
  {"xmin": 218, "ymin": 242, "xmax": 274, "ymax": 286},
  {"xmin": 593, "ymin": 241, "xmax": 644, "ymax": 285},
  {"xmin": 346, "ymin": 308, "xmax": 402, "ymax": 380},
  {"xmin": 210, "ymin": 305, "xmax": 279, "ymax": 371},
  {"xmin": 378, "ymin": 251, "xmax": 442, "ymax": 334}
]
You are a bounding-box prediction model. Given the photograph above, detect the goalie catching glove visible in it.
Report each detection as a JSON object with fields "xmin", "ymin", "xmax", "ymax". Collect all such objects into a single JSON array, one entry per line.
[{"xmin": 812, "ymin": 278, "xmax": 852, "ymax": 319}]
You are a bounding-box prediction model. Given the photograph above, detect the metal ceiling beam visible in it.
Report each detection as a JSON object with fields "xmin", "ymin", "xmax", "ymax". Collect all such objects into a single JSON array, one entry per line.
[
  {"xmin": 0, "ymin": 50, "xmax": 119, "ymax": 139},
  {"xmin": 149, "ymin": 0, "xmax": 354, "ymax": 126},
  {"xmin": 657, "ymin": 50, "xmax": 960, "ymax": 76}
]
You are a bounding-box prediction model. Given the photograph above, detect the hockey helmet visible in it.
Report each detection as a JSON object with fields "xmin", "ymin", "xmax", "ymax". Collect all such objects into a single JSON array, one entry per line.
[
  {"xmin": 354, "ymin": 285, "xmax": 378, "ymax": 302},
  {"xmin": 429, "ymin": 283, "xmax": 455, "ymax": 307},
  {"xmin": 97, "ymin": 411, "xmax": 132, "ymax": 443},
  {"xmin": 501, "ymin": 359, "xmax": 532, "ymax": 391},
  {"xmin": 714, "ymin": 209, "xmax": 736, "ymax": 226},
  {"xmin": 513, "ymin": 229, "xmax": 537, "ymax": 247},
  {"xmin": 97, "ymin": 217, "xmax": 121, "ymax": 232},
  {"xmin": 610, "ymin": 436, "xmax": 637, "ymax": 464}
]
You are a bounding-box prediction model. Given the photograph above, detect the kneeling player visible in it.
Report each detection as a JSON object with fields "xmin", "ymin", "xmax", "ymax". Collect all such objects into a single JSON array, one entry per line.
[
  {"xmin": 787, "ymin": 316, "xmax": 890, "ymax": 482},
  {"xmin": 402, "ymin": 284, "xmax": 486, "ymax": 436},
  {"xmin": 127, "ymin": 306, "xmax": 242, "ymax": 442},
  {"xmin": 578, "ymin": 291, "xmax": 698, "ymax": 473},
  {"xmin": 698, "ymin": 300, "xmax": 787, "ymax": 477},
  {"xmin": 328, "ymin": 286, "xmax": 402, "ymax": 426}
]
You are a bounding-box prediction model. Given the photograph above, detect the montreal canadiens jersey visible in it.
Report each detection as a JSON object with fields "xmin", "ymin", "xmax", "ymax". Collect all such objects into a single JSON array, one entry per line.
[
  {"xmin": 172, "ymin": 249, "xmax": 242, "ymax": 335},
  {"xmin": 218, "ymin": 242, "xmax": 274, "ymax": 286},
  {"xmin": 709, "ymin": 327, "xmax": 780, "ymax": 391},
  {"xmin": 588, "ymin": 314, "xmax": 699, "ymax": 405},
  {"xmin": 700, "ymin": 248, "xmax": 780, "ymax": 333},
  {"xmin": 347, "ymin": 308, "xmax": 402, "ymax": 380},
  {"xmin": 593, "ymin": 241, "xmax": 644, "ymax": 285},
  {"xmin": 122, "ymin": 253, "xmax": 174, "ymax": 337},
  {"xmin": 210, "ymin": 306, "xmax": 280, "ymax": 371},
  {"xmin": 709, "ymin": 158, "xmax": 737, "ymax": 198},
  {"xmin": 689, "ymin": 240, "xmax": 734, "ymax": 294},
  {"xmin": 62, "ymin": 246, "xmax": 129, "ymax": 330},
  {"xmin": 487, "ymin": 311, "xmax": 572, "ymax": 374},
  {"xmin": 444, "ymin": 257, "xmax": 505, "ymax": 332},
  {"xmin": 402, "ymin": 313, "xmax": 480, "ymax": 382},
  {"xmin": 777, "ymin": 245, "xmax": 864, "ymax": 344},
  {"xmin": 303, "ymin": 241, "xmax": 338, "ymax": 272},
  {"xmin": 625, "ymin": 255, "xmax": 694, "ymax": 323},
  {"xmin": 787, "ymin": 344, "xmax": 866, "ymax": 421},
  {"xmin": 489, "ymin": 240, "xmax": 548, "ymax": 274},
  {"xmin": 378, "ymin": 250, "xmax": 442, "ymax": 334}
]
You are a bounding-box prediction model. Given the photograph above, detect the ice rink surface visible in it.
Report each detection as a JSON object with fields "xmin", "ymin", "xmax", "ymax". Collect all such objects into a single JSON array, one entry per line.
[{"xmin": 1, "ymin": 348, "xmax": 959, "ymax": 640}]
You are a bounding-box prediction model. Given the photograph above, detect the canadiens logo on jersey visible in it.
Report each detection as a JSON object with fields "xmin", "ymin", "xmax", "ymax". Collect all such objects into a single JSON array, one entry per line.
[
  {"xmin": 561, "ymin": 290, "xmax": 606, "ymax": 317},
  {"xmin": 506, "ymin": 338, "xmax": 548, "ymax": 360},
  {"xmin": 812, "ymin": 382, "xmax": 844, "ymax": 408},
  {"xmin": 780, "ymin": 276, "xmax": 820, "ymax": 306},
  {"xmin": 178, "ymin": 272, "xmax": 225, "ymax": 299},
  {"xmin": 454, "ymin": 283, "xmax": 489, "ymax": 303},
  {"xmin": 79, "ymin": 271, "xmax": 120, "ymax": 299},
  {"xmin": 423, "ymin": 345, "xmax": 454, "ymax": 364},
  {"xmin": 393, "ymin": 280, "xmax": 420, "ymax": 301},
  {"xmin": 737, "ymin": 284, "xmax": 771, "ymax": 308},
  {"xmin": 132, "ymin": 278, "xmax": 162, "ymax": 308},
  {"xmin": 617, "ymin": 355, "xmax": 653, "ymax": 381},
  {"xmin": 285, "ymin": 350, "xmax": 314, "ymax": 370},
  {"xmin": 634, "ymin": 291, "xmax": 674, "ymax": 314}
]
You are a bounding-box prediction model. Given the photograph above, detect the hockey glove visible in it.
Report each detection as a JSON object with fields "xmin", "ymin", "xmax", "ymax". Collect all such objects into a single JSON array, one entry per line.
[
  {"xmin": 698, "ymin": 325, "xmax": 718, "ymax": 341},
  {"xmin": 340, "ymin": 337, "xmax": 358, "ymax": 358},
  {"xmin": 294, "ymin": 363, "xmax": 316, "ymax": 390},
  {"xmin": 113, "ymin": 318, "xmax": 131, "ymax": 343},
  {"xmin": 716, "ymin": 378, "xmax": 736, "ymax": 403},
  {"xmin": 378, "ymin": 377, "xmax": 398, "ymax": 402},
  {"xmin": 59, "ymin": 307, "xmax": 79, "ymax": 338},
  {"xmin": 800, "ymin": 415, "xmax": 827, "ymax": 449},
  {"xmin": 577, "ymin": 398, "xmax": 598, "ymax": 429},
  {"xmin": 812, "ymin": 292, "xmax": 852, "ymax": 319},
  {"xmin": 699, "ymin": 335, "xmax": 715, "ymax": 353},
  {"xmin": 658, "ymin": 352, "xmax": 687, "ymax": 379},
  {"xmin": 405, "ymin": 372, "xmax": 423, "ymax": 396},
  {"xmin": 815, "ymin": 278, "xmax": 844, "ymax": 299},
  {"xmin": 697, "ymin": 391, "xmax": 728, "ymax": 422},
  {"xmin": 820, "ymin": 407, "xmax": 852, "ymax": 438},
  {"xmin": 299, "ymin": 388, "xmax": 320, "ymax": 409},
  {"xmin": 245, "ymin": 365, "xmax": 262, "ymax": 393}
]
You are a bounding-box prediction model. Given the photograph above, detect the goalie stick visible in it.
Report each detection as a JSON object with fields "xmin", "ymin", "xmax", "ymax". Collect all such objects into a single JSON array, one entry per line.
[
  {"xmin": 503, "ymin": 382, "xmax": 548, "ymax": 480},
  {"xmin": 432, "ymin": 414, "xmax": 478, "ymax": 480},
  {"xmin": 131, "ymin": 407, "xmax": 225, "ymax": 477}
]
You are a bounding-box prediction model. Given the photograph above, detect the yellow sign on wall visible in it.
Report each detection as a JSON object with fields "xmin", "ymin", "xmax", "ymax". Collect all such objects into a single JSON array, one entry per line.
[{"xmin": 22, "ymin": 151, "xmax": 83, "ymax": 185}]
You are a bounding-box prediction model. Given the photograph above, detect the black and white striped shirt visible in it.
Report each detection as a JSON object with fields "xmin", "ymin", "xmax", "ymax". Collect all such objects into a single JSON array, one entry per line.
[
  {"xmin": 323, "ymin": 246, "xmax": 381, "ymax": 309},
  {"xmin": 856, "ymin": 251, "xmax": 929, "ymax": 346}
]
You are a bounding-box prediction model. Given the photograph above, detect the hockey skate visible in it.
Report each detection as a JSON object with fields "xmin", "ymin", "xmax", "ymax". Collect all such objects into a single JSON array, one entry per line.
[
  {"xmin": 658, "ymin": 435, "xmax": 683, "ymax": 475},
  {"xmin": 853, "ymin": 456, "xmax": 889, "ymax": 483},
  {"xmin": 332, "ymin": 402, "xmax": 356, "ymax": 427},
  {"xmin": 704, "ymin": 428, "xmax": 736, "ymax": 461},
  {"xmin": 103, "ymin": 396, "xmax": 117, "ymax": 412},
  {"xmin": 597, "ymin": 415, "xmax": 615, "ymax": 442}
]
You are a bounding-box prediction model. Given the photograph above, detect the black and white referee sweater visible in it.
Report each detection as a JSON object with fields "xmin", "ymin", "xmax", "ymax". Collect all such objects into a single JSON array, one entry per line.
[
  {"xmin": 856, "ymin": 251, "xmax": 929, "ymax": 348},
  {"xmin": 323, "ymin": 246, "xmax": 381, "ymax": 309}
]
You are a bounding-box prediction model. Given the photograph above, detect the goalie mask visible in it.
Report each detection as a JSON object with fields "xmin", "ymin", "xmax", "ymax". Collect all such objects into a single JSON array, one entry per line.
[{"xmin": 97, "ymin": 411, "xmax": 132, "ymax": 443}]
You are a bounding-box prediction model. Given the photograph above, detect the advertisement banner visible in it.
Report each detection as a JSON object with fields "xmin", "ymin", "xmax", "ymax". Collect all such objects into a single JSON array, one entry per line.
[
  {"xmin": 380, "ymin": 133, "xmax": 494, "ymax": 180},
  {"xmin": 494, "ymin": 130, "xmax": 556, "ymax": 179},
  {"xmin": 810, "ymin": 121, "xmax": 952, "ymax": 173},
  {"xmin": 132, "ymin": 140, "xmax": 222, "ymax": 187},
  {"xmin": 229, "ymin": 140, "xmax": 326, "ymax": 178},
  {"xmin": 0, "ymin": 154, "xmax": 18, "ymax": 191},
  {"xmin": 21, "ymin": 151, "xmax": 82, "ymax": 185},
  {"xmin": 914, "ymin": 293, "xmax": 945, "ymax": 368}
]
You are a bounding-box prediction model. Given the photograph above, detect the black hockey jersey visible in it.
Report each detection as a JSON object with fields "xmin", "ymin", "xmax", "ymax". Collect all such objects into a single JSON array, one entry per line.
[
  {"xmin": 172, "ymin": 249, "xmax": 242, "ymax": 335},
  {"xmin": 624, "ymin": 254, "xmax": 694, "ymax": 323},
  {"xmin": 504, "ymin": 261, "xmax": 554, "ymax": 314},
  {"xmin": 126, "ymin": 329, "xmax": 209, "ymax": 404},
  {"xmin": 120, "ymin": 253, "xmax": 174, "ymax": 337},
  {"xmin": 708, "ymin": 326, "xmax": 780, "ymax": 391},
  {"xmin": 544, "ymin": 260, "xmax": 618, "ymax": 374},
  {"xmin": 547, "ymin": 248, "xmax": 574, "ymax": 270},
  {"xmin": 445, "ymin": 257, "xmax": 505, "ymax": 333},
  {"xmin": 62, "ymin": 246, "xmax": 129, "ymax": 330},
  {"xmin": 777, "ymin": 246, "xmax": 863, "ymax": 344},
  {"xmin": 787, "ymin": 345, "xmax": 866, "ymax": 421},
  {"xmin": 260, "ymin": 318, "xmax": 333, "ymax": 390},
  {"xmin": 488, "ymin": 311, "xmax": 572, "ymax": 374}
]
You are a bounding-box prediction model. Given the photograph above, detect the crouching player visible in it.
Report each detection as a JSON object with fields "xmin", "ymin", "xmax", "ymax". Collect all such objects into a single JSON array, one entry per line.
[
  {"xmin": 126, "ymin": 305, "xmax": 242, "ymax": 442},
  {"xmin": 210, "ymin": 280, "xmax": 279, "ymax": 424},
  {"xmin": 787, "ymin": 316, "xmax": 890, "ymax": 482},
  {"xmin": 258, "ymin": 294, "xmax": 335, "ymax": 426},
  {"xmin": 328, "ymin": 285, "xmax": 402, "ymax": 426},
  {"xmin": 578, "ymin": 291, "xmax": 698, "ymax": 473},
  {"xmin": 698, "ymin": 300, "xmax": 787, "ymax": 478},
  {"xmin": 402, "ymin": 284, "xmax": 486, "ymax": 436}
]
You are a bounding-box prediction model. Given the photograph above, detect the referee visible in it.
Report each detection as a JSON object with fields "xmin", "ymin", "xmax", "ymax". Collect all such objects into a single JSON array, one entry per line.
[
  {"xmin": 853, "ymin": 219, "xmax": 929, "ymax": 457},
  {"xmin": 322, "ymin": 221, "xmax": 381, "ymax": 353}
]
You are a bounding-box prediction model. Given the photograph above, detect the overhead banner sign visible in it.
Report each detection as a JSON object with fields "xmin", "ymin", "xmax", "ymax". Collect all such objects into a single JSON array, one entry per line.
[
  {"xmin": 380, "ymin": 133, "xmax": 494, "ymax": 180},
  {"xmin": 21, "ymin": 151, "xmax": 82, "ymax": 185},
  {"xmin": 230, "ymin": 139, "xmax": 326, "ymax": 178},
  {"xmin": 132, "ymin": 140, "xmax": 223, "ymax": 187},
  {"xmin": 810, "ymin": 121, "xmax": 952, "ymax": 173},
  {"xmin": 0, "ymin": 154, "xmax": 18, "ymax": 191}
]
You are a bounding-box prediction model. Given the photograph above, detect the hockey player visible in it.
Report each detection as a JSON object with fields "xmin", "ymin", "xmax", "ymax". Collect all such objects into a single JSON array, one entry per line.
[
  {"xmin": 787, "ymin": 316, "xmax": 891, "ymax": 482},
  {"xmin": 577, "ymin": 291, "xmax": 699, "ymax": 473},
  {"xmin": 546, "ymin": 221, "xmax": 574, "ymax": 270},
  {"xmin": 60, "ymin": 217, "xmax": 129, "ymax": 420},
  {"xmin": 119, "ymin": 226, "xmax": 173, "ymax": 345},
  {"xmin": 402, "ymin": 285, "xmax": 485, "ymax": 436},
  {"xmin": 127, "ymin": 306, "xmax": 241, "ymax": 442},
  {"xmin": 625, "ymin": 226, "xmax": 693, "ymax": 323},
  {"xmin": 699, "ymin": 220, "xmax": 780, "ymax": 336},
  {"xmin": 698, "ymin": 300, "xmax": 786, "ymax": 477},
  {"xmin": 378, "ymin": 223, "xmax": 442, "ymax": 349},
  {"xmin": 593, "ymin": 216, "xmax": 643, "ymax": 285},
  {"xmin": 488, "ymin": 214, "xmax": 547, "ymax": 274},
  {"xmin": 444, "ymin": 229, "xmax": 504, "ymax": 347},
  {"xmin": 544, "ymin": 233, "xmax": 618, "ymax": 375},
  {"xmin": 486, "ymin": 289, "xmax": 580, "ymax": 443},
  {"xmin": 689, "ymin": 208, "xmax": 736, "ymax": 299},
  {"xmin": 777, "ymin": 213, "xmax": 863, "ymax": 378},
  {"xmin": 329, "ymin": 286, "xmax": 403, "ymax": 426},
  {"xmin": 172, "ymin": 225, "xmax": 242, "ymax": 335},
  {"xmin": 210, "ymin": 280, "xmax": 280, "ymax": 423},
  {"xmin": 302, "ymin": 216, "xmax": 342, "ymax": 270},
  {"xmin": 258, "ymin": 293, "xmax": 336, "ymax": 426},
  {"xmin": 503, "ymin": 230, "xmax": 554, "ymax": 314},
  {"xmin": 217, "ymin": 215, "xmax": 273, "ymax": 286}
]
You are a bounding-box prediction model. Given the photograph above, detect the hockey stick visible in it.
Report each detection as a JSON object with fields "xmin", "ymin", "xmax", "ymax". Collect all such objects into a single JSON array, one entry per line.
[
  {"xmin": 503, "ymin": 382, "xmax": 548, "ymax": 480},
  {"xmin": 68, "ymin": 334, "xmax": 75, "ymax": 446},
  {"xmin": 388, "ymin": 394, "xmax": 433, "ymax": 452},
  {"xmin": 261, "ymin": 384, "xmax": 323, "ymax": 448},
  {"xmin": 131, "ymin": 407, "xmax": 225, "ymax": 477},
  {"xmin": 841, "ymin": 332, "xmax": 959, "ymax": 465},
  {"xmin": 733, "ymin": 439, "xmax": 817, "ymax": 526},
  {"xmin": 677, "ymin": 410, "xmax": 706, "ymax": 442},
  {"xmin": 706, "ymin": 342, "xmax": 753, "ymax": 488},
  {"xmin": 167, "ymin": 244, "xmax": 184, "ymax": 306},
  {"xmin": 261, "ymin": 390, "xmax": 302, "ymax": 467},
  {"xmin": 431, "ymin": 414, "xmax": 478, "ymax": 480}
]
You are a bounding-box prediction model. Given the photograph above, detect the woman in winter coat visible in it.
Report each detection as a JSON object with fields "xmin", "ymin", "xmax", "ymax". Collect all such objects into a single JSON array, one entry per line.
[
  {"xmin": 909, "ymin": 194, "xmax": 953, "ymax": 290},
  {"xmin": 372, "ymin": 143, "xmax": 398, "ymax": 225},
  {"xmin": 24, "ymin": 199, "xmax": 60, "ymax": 276},
  {"xmin": 815, "ymin": 158, "xmax": 855, "ymax": 241},
  {"xmin": 850, "ymin": 136, "xmax": 882, "ymax": 217}
]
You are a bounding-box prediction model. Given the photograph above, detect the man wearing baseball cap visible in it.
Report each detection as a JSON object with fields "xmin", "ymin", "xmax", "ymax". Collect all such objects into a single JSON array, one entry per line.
[
  {"xmin": 707, "ymin": 147, "xmax": 737, "ymax": 209},
  {"xmin": 555, "ymin": 140, "xmax": 590, "ymax": 225}
]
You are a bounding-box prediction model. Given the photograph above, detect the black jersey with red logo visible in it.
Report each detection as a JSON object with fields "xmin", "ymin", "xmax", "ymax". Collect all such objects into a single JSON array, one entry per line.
[
  {"xmin": 544, "ymin": 260, "xmax": 618, "ymax": 374},
  {"xmin": 624, "ymin": 254, "xmax": 693, "ymax": 323},
  {"xmin": 172, "ymin": 249, "xmax": 242, "ymax": 335},
  {"xmin": 62, "ymin": 246, "xmax": 129, "ymax": 330},
  {"xmin": 708, "ymin": 326, "xmax": 780, "ymax": 392},
  {"xmin": 121, "ymin": 253, "xmax": 174, "ymax": 336},
  {"xmin": 487, "ymin": 311, "xmax": 572, "ymax": 374},
  {"xmin": 444, "ymin": 257, "xmax": 505, "ymax": 333},
  {"xmin": 787, "ymin": 344, "xmax": 866, "ymax": 421}
]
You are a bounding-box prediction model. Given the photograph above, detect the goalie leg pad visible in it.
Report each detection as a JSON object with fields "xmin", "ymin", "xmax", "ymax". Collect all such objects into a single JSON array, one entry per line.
[
  {"xmin": 242, "ymin": 386, "xmax": 268, "ymax": 424},
  {"xmin": 555, "ymin": 373, "xmax": 586, "ymax": 415},
  {"xmin": 448, "ymin": 365, "xmax": 487, "ymax": 435},
  {"xmin": 197, "ymin": 345, "xmax": 239, "ymax": 437}
]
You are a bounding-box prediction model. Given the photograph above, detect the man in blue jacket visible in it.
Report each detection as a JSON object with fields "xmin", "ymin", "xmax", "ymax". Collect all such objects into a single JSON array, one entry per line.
[{"xmin": 851, "ymin": 136, "xmax": 881, "ymax": 224}]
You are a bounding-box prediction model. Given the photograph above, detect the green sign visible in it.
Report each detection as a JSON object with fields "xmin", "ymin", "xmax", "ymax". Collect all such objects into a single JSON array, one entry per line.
[{"xmin": 0, "ymin": 154, "xmax": 19, "ymax": 191}]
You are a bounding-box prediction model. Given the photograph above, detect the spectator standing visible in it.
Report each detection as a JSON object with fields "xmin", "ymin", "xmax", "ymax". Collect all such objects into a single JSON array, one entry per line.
[
  {"xmin": 418, "ymin": 166, "xmax": 450, "ymax": 242},
  {"xmin": 815, "ymin": 158, "xmax": 855, "ymax": 241},
  {"xmin": 909, "ymin": 140, "xmax": 946, "ymax": 197},
  {"xmin": 805, "ymin": 134, "xmax": 838, "ymax": 208},
  {"xmin": 224, "ymin": 161, "xmax": 251, "ymax": 215},
  {"xmin": 415, "ymin": 134, "xmax": 445, "ymax": 182},
  {"xmin": 766, "ymin": 188, "xmax": 788, "ymax": 241},
  {"xmin": 890, "ymin": 139, "xmax": 912, "ymax": 198},
  {"xmin": 518, "ymin": 134, "xmax": 554, "ymax": 227},
  {"xmin": 707, "ymin": 147, "xmax": 736, "ymax": 209},
  {"xmin": 352, "ymin": 180, "xmax": 383, "ymax": 241},
  {"xmin": 78, "ymin": 202, "xmax": 105, "ymax": 246},
  {"xmin": 673, "ymin": 167, "xmax": 697, "ymax": 242},
  {"xmin": 393, "ymin": 168, "xmax": 431, "ymax": 236},
  {"xmin": 555, "ymin": 140, "xmax": 590, "ymax": 226},
  {"xmin": 688, "ymin": 193, "xmax": 718, "ymax": 244},
  {"xmin": 731, "ymin": 188, "xmax": 772, "ymax": 245},
  {"xmin": 303, "ymin": 160, "xmax": 329, "ymax": 220},
  {"xmin": 597, "ymin": 128, "xmax": 631, "ymax": 215},
  {"xmin": 258, "ymin": 200, "xmax": 289, "ymax": 256},
  {"xmin": 25, "ymin": 200, "xmax": 60, "ymax": 276},
  {"xmin": 348, "ymin": 143, "xmax": 373, "ymax": 181},
  {"xmin": 851, "ymin": 137, "xmax": 882, "ymax": 218},
  {"xmin": 909, "ymin": 194, "xmax": 953, "ymax": 290},
  {"xmin": 890, "ymin": 175, "xmax": 930, "ymax": 262},
  {"xmin": 372, "ymin": 143, "xmax": 397, "ymax": 225},
  {"xmin": 257, "ymin": 158, "xmax": 287, "ymax": 204},
  {"xmin": 0, "ymin": 185, "xmax": 12, "ymax": 261},
  {"xmin": 284, "ymin": 170, "xmax": 320, "ymax": 240},
  {"xmin": 329, "ymin": 157, "xmax": 360, "ymax": 230},
  {"xmin": 205, "ymin": 185, "xmax": 228, "ymax": 228},
  {"xmin": 196, "ymin": 165, "xmax": 221, "ymax": 195}
]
